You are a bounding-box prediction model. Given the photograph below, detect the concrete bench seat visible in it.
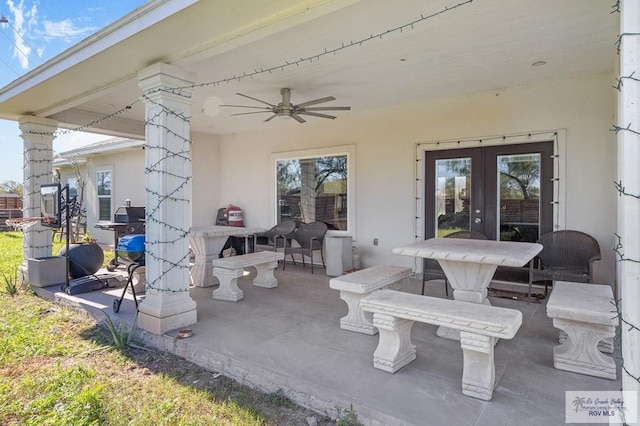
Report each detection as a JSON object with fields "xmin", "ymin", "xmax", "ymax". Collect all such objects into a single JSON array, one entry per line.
[
  {"xmin": 329, "ymin": 265, "xmax": 412, "ymax": 334},
  {"xmin": 361, "ymin": 289, "xmax": 522, "ymax": 401},
  {"xmin": 211, "ymin": 251, "xmax": 284, "ymax": 301},
  {"xmin": 546, "ymin": 281, "xmax": 618, "ymax": 379}
]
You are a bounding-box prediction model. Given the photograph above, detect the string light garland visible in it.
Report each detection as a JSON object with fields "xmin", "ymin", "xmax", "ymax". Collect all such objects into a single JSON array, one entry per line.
[
  {"xmin": 610, "ymin": 4, "xmax": 640, "ymax": 407},
  {"xmin": 175, "ymin": 0, "xmax": 474, "ymax": 92},
  {"xmin": 413, "ymin": 130, "xmax": 560, "ymax": 242},
  {"xmin": 19, "ymin": 0, "xmax": 473, "ymax": 138},
  {"xmin": 140, "ymin": 91, "xmax": 193, "ymax": 294},
  {"xmin": 16, "ymin": 1, "xmax": 474, "ymax": 295}
]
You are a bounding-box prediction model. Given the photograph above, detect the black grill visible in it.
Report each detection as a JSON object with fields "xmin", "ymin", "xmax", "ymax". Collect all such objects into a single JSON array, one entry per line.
[
  {"xmin": 113, "ymin": 206, "xmax": 145, "ymax": 235},
  {"xmin": 95, "ymin": 205, "xmax": 145, "ymax": 271}
]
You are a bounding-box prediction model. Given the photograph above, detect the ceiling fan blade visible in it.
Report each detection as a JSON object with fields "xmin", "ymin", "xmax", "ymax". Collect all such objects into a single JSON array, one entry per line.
[
  {"xmin": 297, "ymin": 111, "xmax": 336, "ymax": 119},
  {"xmin": 295, "ymin": 96, "xmax": 336, "ymax": 108},
  {"xmin": 235, "ymin": 93, "xmax": 276, "ymax": 107},
  {"xmin": 264, "ymin": 114, "xmax": 278, "ymax": 122},
  {"xmin": 290, "ymin": 113, "xmax": 306, "ymax": 123},
  {"xmin": 230, "ymin": 111, "xmax": 273, "ymax": 116},
  {"xmin": 220, "ymin": 104, "xmax": 271, "ymax": 110},
  {"xmin": 303, "ymin": 106, "xmax": 351, "ymax": 111}
]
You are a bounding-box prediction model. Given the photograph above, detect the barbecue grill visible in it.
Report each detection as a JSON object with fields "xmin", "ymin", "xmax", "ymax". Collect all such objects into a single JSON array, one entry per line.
[
  {"xmin": 116, "ymin": 234, "xmax": 145, "ymax": 264},
  {"xmin": 94, "ymin": 205, "xmax": 145, "ymax": 271},
  {"xmin": 112, "ymin": 233, "xmax": 145, "ymax": 313}
]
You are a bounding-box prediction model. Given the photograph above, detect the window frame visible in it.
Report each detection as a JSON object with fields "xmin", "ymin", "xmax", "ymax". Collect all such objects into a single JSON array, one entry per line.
[
  {"xmin": 96, "ymin": 168, "xmax": 113, "ymax": 222},
  {"xmin": 271, "ymin": 144, "xmax": 356, "ymax": 238}
]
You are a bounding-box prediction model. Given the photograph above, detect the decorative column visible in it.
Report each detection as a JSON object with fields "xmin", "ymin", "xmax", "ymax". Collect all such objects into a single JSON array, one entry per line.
[
  {"xmin": 137, "ymin": 63, "xmax": 197, "ymax": 334},
  {"xmin": 18, "ymin": 116, "xmax": 57, "ymax": 271},
  {"xmin": 618, "ymin": 0, "xmax": 640, "ymax": 418}
]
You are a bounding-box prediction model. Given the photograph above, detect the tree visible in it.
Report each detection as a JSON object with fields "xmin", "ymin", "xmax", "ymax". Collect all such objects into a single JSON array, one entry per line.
[
  {"xmin": 0, "ymin": 180, "xmax": 23, "ymax": 197},
  {"xmin": 498, "ymin": 156, "xmax": 540, "ymax": 200},
  {"xmin": 314, "ymin": 156, "xmax": 347, "ymax": 191},
  {"xmin": 276, "ymin": 160, "xmax": 300, "ymax": 194}
]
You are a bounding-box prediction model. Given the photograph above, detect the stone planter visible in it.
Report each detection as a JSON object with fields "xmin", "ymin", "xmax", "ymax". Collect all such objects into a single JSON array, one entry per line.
[
  {"xmin": 58, "ymin": 243, "xmax": 104, "ymax": 279},
  {"xmin": 27, "ymin": 256, "xmax": 67, "ymax": 287}
]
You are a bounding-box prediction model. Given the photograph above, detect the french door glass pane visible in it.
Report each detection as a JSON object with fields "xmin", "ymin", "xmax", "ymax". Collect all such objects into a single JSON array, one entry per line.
[
  {"xmin": 435, "ymin": 158, "xmax": 471, "ymax": 237},
  {"xmin": 497, "ymin": 153, "xmax": 541, "ymax": 242}
]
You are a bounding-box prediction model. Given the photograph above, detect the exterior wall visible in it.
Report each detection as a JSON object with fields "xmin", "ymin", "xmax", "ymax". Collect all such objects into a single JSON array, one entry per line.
[
  {"xmin": 59, "ymin": 149, "xmax": 146, "ymax": 244},
  {"xmin": 191, "ymin": 131, "xmax": 222, "ymax": 227},
  {"xmin": 56, "ymin": 133, "xmax": 221, "ymax": 245},
  {"xmin": 209, "ymin": 72, "xmax": 617, "ymax": 284}
]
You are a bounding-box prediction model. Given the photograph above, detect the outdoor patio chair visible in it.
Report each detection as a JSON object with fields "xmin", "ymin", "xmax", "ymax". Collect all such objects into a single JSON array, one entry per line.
[
  {"xmin": 528, "ymin": 230, "xmax": 601, "ymax": 299},
  {"xmin": 422, "ymin": 230, "xmax": 488, "ymax": 296},
  {"xmin": 254, "ymin": 220, "xmax": 297, "ymax": 252},
  {"xmin": 283, "ymin": 221, "xmax": 328, "ymax": 274}
]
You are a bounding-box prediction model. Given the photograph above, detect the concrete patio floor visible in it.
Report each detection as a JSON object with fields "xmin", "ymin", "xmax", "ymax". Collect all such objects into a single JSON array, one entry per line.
[{"xmin": 35, "ymin": 263, "xmax": 622, "ymax": 426}]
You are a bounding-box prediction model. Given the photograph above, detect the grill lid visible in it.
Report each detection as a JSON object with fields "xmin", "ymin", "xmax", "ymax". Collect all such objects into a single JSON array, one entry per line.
[{"xmin": 114, "ymin": 206, "xmax": 145, "ymax": 223}]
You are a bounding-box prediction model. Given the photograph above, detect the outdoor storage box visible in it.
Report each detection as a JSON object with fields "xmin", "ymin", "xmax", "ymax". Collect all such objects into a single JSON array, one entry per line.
[{"xmin": 27, "ymin": 256, "xmax": 67, "ymax": 287}]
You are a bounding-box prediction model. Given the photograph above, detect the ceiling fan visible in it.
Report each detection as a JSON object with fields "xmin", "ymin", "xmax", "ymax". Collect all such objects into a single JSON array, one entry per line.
[{"xmin": 220, "ymin": 88, "xmax": 351, "ymax": 123}]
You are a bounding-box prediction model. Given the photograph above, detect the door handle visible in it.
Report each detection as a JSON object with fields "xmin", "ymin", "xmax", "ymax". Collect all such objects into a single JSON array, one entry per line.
[{"xmin": 474, "ymin": 218, "xmax": 482, "ymax": 224}]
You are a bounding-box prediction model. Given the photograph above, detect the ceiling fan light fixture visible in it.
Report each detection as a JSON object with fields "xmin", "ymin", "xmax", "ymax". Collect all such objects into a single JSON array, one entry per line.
[{"xmin": 221, "ymin": 88, "xmax": 350, "ymax": 124}]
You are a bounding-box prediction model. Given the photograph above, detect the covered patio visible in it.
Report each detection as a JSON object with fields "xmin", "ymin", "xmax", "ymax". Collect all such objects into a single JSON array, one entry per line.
[
  {"xmin": 34, "ymin": 264, "xmax": 621, "ymax": 425},
  {"xmin": 2, "ymin": 0, "xmax": 639, "ymax": 423}
]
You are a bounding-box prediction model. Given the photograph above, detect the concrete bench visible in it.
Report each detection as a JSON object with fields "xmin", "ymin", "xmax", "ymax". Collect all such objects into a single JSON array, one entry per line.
[
  {"xmin": 546, "ymin": 281, "xmax": 618, "ymax": 380},
  {"xmin": 211, "ymin": 251, "xmax": 284, "ymax": 301},
  {"xmin": 329, "ymin": 265, "xmax": 412, "ymax": 335},
  {"xmin": 361, "ymin": 289, "xmax": 522, "ymax": 401}
]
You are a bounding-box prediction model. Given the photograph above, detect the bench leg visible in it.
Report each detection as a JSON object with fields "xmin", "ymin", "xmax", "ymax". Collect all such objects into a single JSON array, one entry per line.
[
  {"xmin": 212, "ymin": 268, "xmax": 244, "ymax": 301},
  {"xmin": 338, "ymin": 280, "xmax": 407, "ymax": 335},
  {"xmin": 559, "ymin": 330, "xmax": 614, "ymax": 353},
  {"xmin": 338, "ymin": 290, "xmax": 377, "ymax": 335},
  {"xmin": 253, "ymin": 261, "xmax": 279, "ymax": 288},
  {"xmin": 460, "ymin": 331, "xmax": 496, "ymax": 401},
  {"xmin": 552, "ymin": 318, "xmax": 616, "ymax": 379},
  {"xmin": 371, "ymin": 313, "xmax": 416, "ymax": 373}
]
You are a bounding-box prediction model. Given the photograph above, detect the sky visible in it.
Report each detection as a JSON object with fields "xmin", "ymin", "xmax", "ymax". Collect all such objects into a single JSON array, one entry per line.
[{"xmin": 0, "ymin": 0, "xmax": 147, "ymax": 183}]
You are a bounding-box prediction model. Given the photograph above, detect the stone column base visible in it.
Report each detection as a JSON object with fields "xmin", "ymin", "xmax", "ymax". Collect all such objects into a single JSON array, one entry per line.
[{"xmin": 138, "ymin": 308, "xmax": 197, "ymax": 335}]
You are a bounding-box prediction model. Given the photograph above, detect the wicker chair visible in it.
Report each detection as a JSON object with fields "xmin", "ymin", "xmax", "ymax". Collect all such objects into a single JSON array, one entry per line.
[
  {"xmin": 528, "ymin": 230, "xmax": 601, "ymax": 300},
  {"xmin": 254, "ymin": 220, "xmax": 297, "ymax": 252},
  {"xmin": 283, "ymin": 221, "xmax": 328, "ymax": 274},
  {"xmin": 422, "ymin": 230, "xmax": 488, "ymax": 296}
]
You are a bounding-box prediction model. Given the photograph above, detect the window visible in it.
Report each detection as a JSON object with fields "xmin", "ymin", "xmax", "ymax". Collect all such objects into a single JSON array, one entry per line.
[
  {"xmin": 67, "ymin": 177, "xmax": 78, "ymax": 198},
  {"xmin": 96, "ymin": 170, "xmax": 112, "ymax": 221},
  {"xmin": 273, "ymin": 145, "xmax": 355, "ymax": 234}
]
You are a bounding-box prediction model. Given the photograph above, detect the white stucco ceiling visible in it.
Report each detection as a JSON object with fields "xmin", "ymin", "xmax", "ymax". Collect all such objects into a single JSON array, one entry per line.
[{"xmin": 0, "ymin": 0, "xmax": 619, "ymax": 138}]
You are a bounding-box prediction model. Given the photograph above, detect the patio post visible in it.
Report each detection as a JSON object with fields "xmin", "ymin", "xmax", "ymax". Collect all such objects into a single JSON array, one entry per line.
[
  {"xmin": 618, "ymin": 0, "xmax": 640, "ymax": 416},
  {"xmin": 18, "ymin": 116, "xmax": 57, "ymax": 276},
  {"xmin": 136, "ymin": 63, "xmax": 197, "ymax": 334}
]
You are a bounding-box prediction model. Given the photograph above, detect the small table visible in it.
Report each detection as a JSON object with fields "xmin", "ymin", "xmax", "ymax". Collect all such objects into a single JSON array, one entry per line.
[
  {"xmin": 189, "ymin": 225, "xmax": 265, "ymax": 287},
  {"xmin": 393, "ymin": 238, "xmax": 542, "ymax": 339}
]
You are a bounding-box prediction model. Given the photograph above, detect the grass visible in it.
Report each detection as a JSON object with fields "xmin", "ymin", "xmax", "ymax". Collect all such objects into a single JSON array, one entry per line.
[{"xmin": 0, "ymin": 231, "xmax": 339, "ymax": 425}]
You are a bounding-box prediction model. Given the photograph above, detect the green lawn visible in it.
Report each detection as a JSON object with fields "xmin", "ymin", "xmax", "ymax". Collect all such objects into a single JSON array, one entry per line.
[{"xmin": 0, "ymin": 232, "xmax": 343, "ymax": 425}]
